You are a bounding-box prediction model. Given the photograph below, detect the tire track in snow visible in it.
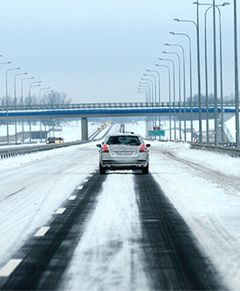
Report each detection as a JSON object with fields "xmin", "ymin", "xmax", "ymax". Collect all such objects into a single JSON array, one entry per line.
[
  {"xmin": 134, "ymin": 174, "xmax": 224, "ymax": 290},
  {"xmin": 0, "ymin": 172, "xmax": 106, "ymax": 290}
]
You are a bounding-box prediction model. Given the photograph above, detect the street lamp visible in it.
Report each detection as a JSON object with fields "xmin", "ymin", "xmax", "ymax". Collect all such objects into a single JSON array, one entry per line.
[
  {"xmin": 165, "ymin": 43, "xmax": 187, "ymax": 141},
  {"xmin": 39, "ymin": 87, "xmax": 50, "ymax": 99},
  {"xmin": 140, "ymin": 78, "xmax": 154, "ymax": 103},
  {"xmin": 20, "ymin": 76, "xmax": 34, "ymax": 144},
  {"xmin": 13, "ymin": 72, "xmax": 28, "ymax": 144},
  {"xmin": 21, "ymin": 77, "xmax": 34, "ymax": 106},
  {"xmin": 29, "ymin": 81, "xmax": 42, "ymax": 98},
  {"xmin": 140, "ymin": 78, "xmax": 155, "ymax": 131},
  {"xmin": 158, "ymin": 57, "xmax": 177, "ymax": 141},
  {"xmin": 163, "ymin": 50, "xmax": 182, "ymax": 140},
  {"xmin": 146, "ymin": 69, "xmax": 161, "ymax": 103},
  {"xmin": 234, "ymin": 0, "xmax": 239, "ymax": 148},
  {"xmin": 170, "ymin": 31, "xmax": 194, "ymax": 142},
  {"xmin": 155, "ymin": 63, "xmax": 172, "ymax": 140},
  {"xmin": 14, "ymin": 72, "xmax": 28, "ymax": 106},
  {"xmin": 139, "ymin": 82, "xmax": 152, "ymax": 103},
  {"xmin": 174, "ymin": 13, "xmax": 202, "ymax": 143},
  {"xmin": 194, "ymin": 2, "xmax": 230, "ymax": 144},
  {"xmin": 143, "ymin": 73, "xmax": 157, "ymax": 103},
  {"xmin": 5, "ymin": 67, "xmax": 20, "ymax": 144}
]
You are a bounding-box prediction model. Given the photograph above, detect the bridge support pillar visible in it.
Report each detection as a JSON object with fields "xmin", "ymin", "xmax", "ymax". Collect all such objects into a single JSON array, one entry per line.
[{"xmin": 81, "ymin": 117, "xmax": 88, "ymax": 141}]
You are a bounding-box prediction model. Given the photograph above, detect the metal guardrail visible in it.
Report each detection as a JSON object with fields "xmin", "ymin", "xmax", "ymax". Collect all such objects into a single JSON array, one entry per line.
[
  {"xmin": 0, "ymin": 101, "xmax": 236, "ymax": 111},
  {"xmin": 0, "ymin": 123, "xmax": 112, "ymax": 160},
  {"xmin": 0, "ymin": 141, "xmax": 87, "ymax": 160},
  {"xmin": 191, "ymin": 143, "xmax": 240, "ymax": 158}
]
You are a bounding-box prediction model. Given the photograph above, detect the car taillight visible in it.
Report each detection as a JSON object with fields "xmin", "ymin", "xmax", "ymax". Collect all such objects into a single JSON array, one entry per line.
[
  {"xmin": 139, "ymin": 144, "xmax": 146, "ymax": 152},
  {"xmin": 102, "ymin": 144, "xmax": 109, "ymax": 152}
]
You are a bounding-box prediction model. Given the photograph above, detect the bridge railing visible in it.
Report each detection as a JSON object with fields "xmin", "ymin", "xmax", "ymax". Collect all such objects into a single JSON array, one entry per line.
[{"xmin": 0, "ymin": 101, "xmax": 236, "ymax": 111}]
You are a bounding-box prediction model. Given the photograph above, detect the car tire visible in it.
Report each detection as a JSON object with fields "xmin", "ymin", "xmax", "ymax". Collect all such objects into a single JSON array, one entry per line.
[
  {"xmin": 99, "ymin": 164, "xmax": 106, "ymax": 175},
  {"xmin": 142, "ymin": 164, "xmax": 149, "ymax": 174}
]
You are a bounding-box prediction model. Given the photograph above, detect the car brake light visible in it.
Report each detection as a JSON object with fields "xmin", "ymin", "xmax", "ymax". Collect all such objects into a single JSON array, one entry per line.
[
  {"xmin": 139, "ymin": 144, "xmax": 146, "ymax": 152},
  {"xmin": 102, "ymin": 144, "xmax": 109, "ymax": 152}
]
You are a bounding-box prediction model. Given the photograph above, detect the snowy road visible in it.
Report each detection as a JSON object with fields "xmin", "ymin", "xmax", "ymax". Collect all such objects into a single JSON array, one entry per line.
[
  {"xmin": 0, "ymin": 172, "xmax": 221, "ymax": 290},
  {"xmin": 0, "ymin": 125, "xmax": 240, "ymax": 290}
]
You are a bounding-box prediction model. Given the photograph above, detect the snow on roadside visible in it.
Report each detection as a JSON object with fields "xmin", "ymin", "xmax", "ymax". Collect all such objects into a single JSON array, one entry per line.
[
  {"xmin": 151, "ymin": 144, "xmax": 240, "ymax": 291},
  {"xmin": 151, "ymin": 141, "xmax": 240, "ymax": 178}
]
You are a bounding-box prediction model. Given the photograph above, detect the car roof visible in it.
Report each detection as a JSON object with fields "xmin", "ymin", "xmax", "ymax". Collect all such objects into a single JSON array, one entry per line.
[{"xmin": 107, "ymin": 133, "xmax": 141, "ymax": 137}]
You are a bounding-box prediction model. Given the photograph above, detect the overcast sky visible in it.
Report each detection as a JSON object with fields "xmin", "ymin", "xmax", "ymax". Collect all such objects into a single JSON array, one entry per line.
[{"xmin": 0, "ymin": 0, "xmax": 236, "ymax": 103}]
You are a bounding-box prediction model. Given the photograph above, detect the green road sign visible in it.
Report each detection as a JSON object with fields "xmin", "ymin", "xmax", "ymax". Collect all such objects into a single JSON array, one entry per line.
[{"xmin": 148, "ymin": 130, "xmax": 165, "ymax": 137}]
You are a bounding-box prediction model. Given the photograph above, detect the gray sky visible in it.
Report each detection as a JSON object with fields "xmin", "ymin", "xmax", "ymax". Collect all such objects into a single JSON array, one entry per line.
[{"xmin": 0, "ymin": 0, "xmax": 236, "ymax": 103}]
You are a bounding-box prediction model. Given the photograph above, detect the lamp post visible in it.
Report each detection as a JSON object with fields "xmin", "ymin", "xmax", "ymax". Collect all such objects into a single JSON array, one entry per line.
[
  {"xmin": 20, "ymin": 77, "xmax": 34, "ymax": 144},
  {"xmin": 140, "ymin": 78, "xmax": 154, "ymax": 103},
  {"xmin": 174, "ymin": 14, "xmax": 202, "ymax": 143},
  {"xmin": 5, "ymin": 67, "xmax": 20, "ymax": 144},
  {"xmin": 13, "ymin": 72, "xmax": 28, "ymax": 144},
  {"xmin": 146, "ymin": 69, "xmax": 162, "ymax": 132},
  {"xmin": 14, "ymin": 72, "xmax": 28, "ymax": 107},
  {"xmin": 28, "ymin": 83, "xmax": 41, "ymax": 143},
  {"xmin": 163, "ymin": 51, "xmax": 182, "ymax": 141},
  {"xmin": 158, "ymin": 57, "xmax": 177, "ymax": 140},
  {"xmin": 0, "ymin": 62, "xmax": 12, "ymax": 100},
  {"xmin": 29, "ymin": 81, "xmax": 42, "ymax": 99},
  {"xmin": 139, "ymin": 82, "xmax": 152, "ymax": 103},
  {"xmin": 234, "ymin": 0, "xmax": 239, "ymax": 148},
  {"xmin": 140, "ymin": 78, "xmax": 155, "ymax": 131},
  {"xmin": 169, "ymin": 32, "xmax": 194, "ymax": 142},
  {"xmin": 138, "ymin": 85, "xmax": 151, "ymax": 135},
  {"xmin": 194, "ymin": 2, "xmax": 230, "ymax": 144},
  {"xmin": 146, "ymin": 69, "xmax": 161, "ymax": 103},
  {"xmin": 143, "ymin": 73, "xmax": 157, "ymax": 103},
  {"xmin": 39, "ymin": 87, "xmax": 50, "ymax": 99},
  {"xmin": 165, "ymin": 43, "xmax": 187, "ymax": 141},
  {"xmin": 21, "ymin": 77, "xmax": 34, "ymax": 106},
  {"xmin": 155, "ymin": 63, "xmax": 172, "ymax": 140}
]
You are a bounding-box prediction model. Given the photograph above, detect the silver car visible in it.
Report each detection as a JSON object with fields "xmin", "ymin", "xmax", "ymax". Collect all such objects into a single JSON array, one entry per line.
[{"xmin": 96, "ymin": 134, "xmax": 150, "ymax": 174}]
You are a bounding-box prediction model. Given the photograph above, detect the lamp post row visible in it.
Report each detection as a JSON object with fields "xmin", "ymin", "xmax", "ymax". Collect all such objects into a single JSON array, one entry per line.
[
  {"xmin": 138, "ymin": 0, "xmax": 239, "ymax": 148},
  {"xmin": 1, "ymin": 60, "xmax": 53, "ymax": 144}
]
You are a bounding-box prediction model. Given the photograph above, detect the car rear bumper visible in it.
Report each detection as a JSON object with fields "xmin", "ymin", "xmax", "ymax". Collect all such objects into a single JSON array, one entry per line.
[{"xmin": 101, "ymin": 160, "xmax": 148, "ymax": 169}]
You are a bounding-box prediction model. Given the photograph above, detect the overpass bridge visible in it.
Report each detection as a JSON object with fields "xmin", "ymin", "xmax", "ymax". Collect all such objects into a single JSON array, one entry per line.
[{"xmin": 0, "ymin": 102, "xmax": 237, "ymax": 141}]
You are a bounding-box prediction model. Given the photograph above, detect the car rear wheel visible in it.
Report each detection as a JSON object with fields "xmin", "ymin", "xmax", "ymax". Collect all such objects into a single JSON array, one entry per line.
[
  {"xmin": 142, "ymin": 164, "xmax": 149, "ymax": 174},
  {"xmin": 99, "ymin": 164, "xmax": 106, "ymax": 175}
]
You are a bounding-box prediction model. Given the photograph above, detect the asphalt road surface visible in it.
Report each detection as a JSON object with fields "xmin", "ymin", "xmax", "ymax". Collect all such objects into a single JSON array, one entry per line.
[{"xmin": 0, "ymin": 172, "xmax": 223, "ymax": 291}]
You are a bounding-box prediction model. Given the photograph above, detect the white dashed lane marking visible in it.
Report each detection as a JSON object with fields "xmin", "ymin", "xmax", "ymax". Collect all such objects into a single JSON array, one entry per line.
[
  {"xmin": 77, "ymin": 185, "xmax": 83, "ymax": 190},
  {"xmin": 34, "ymin": 226, "xmax": 50, "ymax": 237},
  {"xmin": 68, "ymin": 195, "xmax": 77, "ymax": 201},
  {"xmin": 55, "ymin": 208, "xmax": 66, "ymax": 214},
  {"xmin": 0, "ymin": 259, "xmax": 22, "ymax": 277}
]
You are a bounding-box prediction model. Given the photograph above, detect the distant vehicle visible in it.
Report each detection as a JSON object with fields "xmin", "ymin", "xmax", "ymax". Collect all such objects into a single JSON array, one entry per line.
[
  {"xmin": 97, "ymin": 134, "xmax": 150, "ymax": 174},
  {"xmin": 46, "ymin": 137, "xmax": 64, "ymax": 144}
]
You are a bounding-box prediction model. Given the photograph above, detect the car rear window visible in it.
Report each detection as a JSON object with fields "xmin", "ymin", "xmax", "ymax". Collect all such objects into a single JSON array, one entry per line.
[{"xmin": 106, "ymin": 136, "xmax": 141, "ymax": 145}]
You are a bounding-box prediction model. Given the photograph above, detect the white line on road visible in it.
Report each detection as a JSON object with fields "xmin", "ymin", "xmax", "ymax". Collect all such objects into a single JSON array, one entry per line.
[
  {"xmin": 34, "ymin": 226, "xmax": 50, "ymax": 237},
  {"xmin": 68, "ymin": 195, "xmax": 77, "ymax": 201},
  {"xmin": 77, "ymin": 185, "xmax": 83, "ymax": 190},
  {"xmin": 55, "ymin": 208, "xmax": 66, "ymax": 214},
  {"xmin": 0, "ymin": 259, "xmax": 22, "ymax": 277}
]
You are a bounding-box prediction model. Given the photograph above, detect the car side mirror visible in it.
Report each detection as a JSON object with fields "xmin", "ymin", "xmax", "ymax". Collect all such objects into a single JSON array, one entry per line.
[
  {"xmin": 96, "ymin": 144, "xmax": 102, "ymax": 148},
  {"xmin": 146, "ymin": 144, "xmax": 151, "ymax": 147}
]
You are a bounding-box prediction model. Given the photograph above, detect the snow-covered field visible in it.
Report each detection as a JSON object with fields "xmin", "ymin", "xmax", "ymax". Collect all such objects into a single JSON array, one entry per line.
[
  {"xmin": 0, "ymin": 121, "xmax": 240, "ymax": 290},
  {"xmin": 0, "ymin": 120, "xmax": 109, "ymax": 145}
]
